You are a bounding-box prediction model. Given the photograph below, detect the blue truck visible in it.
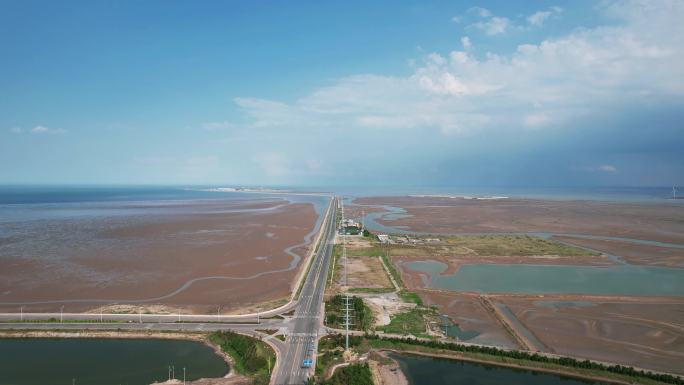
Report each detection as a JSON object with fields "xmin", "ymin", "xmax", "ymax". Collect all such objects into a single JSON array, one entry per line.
[{"xmin": 302, "ymin": 358, "xmax": 313, "ymax": 368}]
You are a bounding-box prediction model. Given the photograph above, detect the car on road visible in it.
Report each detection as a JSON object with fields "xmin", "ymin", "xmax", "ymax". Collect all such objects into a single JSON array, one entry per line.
[{"xmin": 302, "ymin": 358, "xmax": 313, "ymax": 368}]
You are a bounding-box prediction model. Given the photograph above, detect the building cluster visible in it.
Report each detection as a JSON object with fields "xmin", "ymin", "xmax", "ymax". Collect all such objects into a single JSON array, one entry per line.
[
  {"xmin": 339, "ymin": 218, "xmax": 364, "ymax": 235},
  {"xmin": 377, "ymin": 234, "xmax": 441, "ymax": 245}
]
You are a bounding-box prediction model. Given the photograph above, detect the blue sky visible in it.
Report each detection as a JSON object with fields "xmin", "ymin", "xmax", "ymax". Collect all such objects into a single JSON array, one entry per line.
[{"xmin": 1, "ymin": 0, "xmax": 682, "ymax": 186}]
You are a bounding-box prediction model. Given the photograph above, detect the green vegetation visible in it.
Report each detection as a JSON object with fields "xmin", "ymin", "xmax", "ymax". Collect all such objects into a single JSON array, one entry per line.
[
  {"xmin": 389, "ymin": 235, "xmax": 598, "ymax": 257},
  {"xmin": 312, "ymin": 337, "xmax": 373, "ymax": 384},
  {"xmin": 320, "ymin": 363, "xmax": 373, "ymax": 385},
  {"xmin": 209, "ymin": 331, "xmax": 275, "ymax": 385},
  {"xmin": 348, "ymin": 287, "xmax": 395, "ymax": 294},
  {"xmin": 326, "ymin": 244, "xmax": 341, "ymax": 285},
  {"xmin": 363, "ymin": 335, "xmax": 683, "ymax": 385},
  {"xmin": 315, "ymin": 335, "xmax": 347, "ymax": 377},
  {"xmin": 378, "ymin": 307, "xmax": 433, "ymax": 338},
  {"xmin": 324, "ymin": 295, "xmax": 373, "ymax": 331},
  {"xmin": 255, "ymin": 329, "xmax": 277, "ymax": 335},
  {"xmin": 346, "ymin": 245, "xmax": 385, "ymax": 257},
  {"xmin": 342, "ymin": 226, "xmax": 361, "ymax": 235},
  {"xmin": 398, "ymin": 290, "xmax": 423, "ymax": 306},
  {"xmin": 380, "ymin": 253, "xmax": 404, "ymax": 288}
]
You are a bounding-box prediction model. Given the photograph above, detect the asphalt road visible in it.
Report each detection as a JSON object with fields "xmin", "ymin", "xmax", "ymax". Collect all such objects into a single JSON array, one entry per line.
[{"xmin": 273, "ymin": 197, "xmax": 337, "ymax": 385}]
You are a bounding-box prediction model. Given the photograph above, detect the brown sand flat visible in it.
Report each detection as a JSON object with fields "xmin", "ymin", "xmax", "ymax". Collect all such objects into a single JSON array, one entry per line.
[
  {"xmin": 499, "ymin": 295, "xmax": 684, "ymax": 374},
  {"xmin": 354, "ymin": 196, "xmax": 684, "ymax": 244},
  {"xmin": 554, "ymin": 236, "xmax": 684, "ymax": 268},
  {"xmin": 417, "ymin": 290, "xmax": 517, "ymax": 348},
  {"xmin": 344, "ymin": 256, "xmax": 393, "ymax": 289},
  {"xmin": 0, "ymin": 199, "xmax": 318, "ymax": 313}
]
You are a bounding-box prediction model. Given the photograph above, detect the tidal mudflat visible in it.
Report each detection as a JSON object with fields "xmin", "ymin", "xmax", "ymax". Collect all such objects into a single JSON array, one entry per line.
[
  {"xmin": 0, "ymin": 194, "xmax": 323, "ymax": 313},
  {"xmin": 354, "ymin": 196, "xmax": 684, "ymax": 244},
  {"xmin": 500, "ymin": 296, "xmax": 684, "ymax": 375}
]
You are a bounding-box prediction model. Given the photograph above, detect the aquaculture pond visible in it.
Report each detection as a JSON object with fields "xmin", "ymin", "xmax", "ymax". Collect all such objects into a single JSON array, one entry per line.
[
  {"xmin": 391, "ymin": 353, "xmax": 611, "ymax": 385},
  {"xmin": 405, "ymin": 260, "xmax": 684, "ymax": 296},
  {"xmin": 0, "ymin": 338, "xmax": 229, "ymax": 385}
]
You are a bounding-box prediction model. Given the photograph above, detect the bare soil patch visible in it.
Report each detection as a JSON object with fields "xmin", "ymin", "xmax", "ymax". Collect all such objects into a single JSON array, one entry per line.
[{"xmin": 416, "ymin": 290, "xmax": 517, "ymax": 348}]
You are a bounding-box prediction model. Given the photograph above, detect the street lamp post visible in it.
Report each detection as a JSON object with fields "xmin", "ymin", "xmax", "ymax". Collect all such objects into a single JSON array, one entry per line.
[{"xmin": 60, "ymin": 306, "xmax": 64, "ymax": 323}]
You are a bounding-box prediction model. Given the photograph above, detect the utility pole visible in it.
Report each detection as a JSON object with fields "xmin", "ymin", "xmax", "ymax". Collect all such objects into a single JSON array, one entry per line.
[
  {"xmin": 341, "ymin": 198, "xmax": 352, "ymax": 351},
  {"xmin": 217, "ymin": 305, "xmax": 221, "ymax": 322},
  {"xmin": 60, "ymin": 306, "xmax": 64, "ymax": 323},
  {"xmin": 20, "ymin": 306, "xmax": 23, "ymax": 322}
]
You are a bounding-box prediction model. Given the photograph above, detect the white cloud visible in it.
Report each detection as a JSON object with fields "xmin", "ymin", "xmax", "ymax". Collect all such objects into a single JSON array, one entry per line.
[
  {"xmin": 461, "ymin": 36, "xmax": 472, "ymax": 50},
  {"xmin": 527, "ymin": 7, "xmax": 563, "ymax": 27},
  {"xmin": 252, "ymin": 152, "xmax": 290, "ymax": 177},
  {"xmin": 523, "ymin": 113, "xmax": 551, "ymax": 129},
  {"xmin": 472, "ymin": 16, "xmax": 510, "ymax": 36},
  {"xmin": 468, "ymin": 7, "xmax": 492, "ymax": 18},
  {"xmin": 9, "ymin": 125, "xmax": 65, "ymax": 135},
  {"xmin": 201, "ymin": 121, "xmax": 234, "ymax": 131},
  {"xmin": 30, "ymin": 125, "xmax": 65, "ymax": 134},
  {"xmin": 581, "ymin": 164, "xmax": 618, "ymax": 173},
  {"xmin": 599, "ymin": 164, "xmax": 618, "ymax": 172},
  {"xmin": 527, "ymin": 11, "xmax": 552, "ymax": 26},
  {"xmin": 229, "ymin": 0, "xmax": 683, "ymax": 140}
]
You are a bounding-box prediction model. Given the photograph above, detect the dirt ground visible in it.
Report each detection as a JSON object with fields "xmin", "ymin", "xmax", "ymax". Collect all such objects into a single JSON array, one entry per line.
[
  {"xmin": 343, "ymin": 256, "xmax": 394, "ymax": 289},
  {"xmin": 498, "ymin": 295, "xmax": 684, "ymax": 375},
  {"xmin": 0, "ymin": 199, "xmax": 318, "ymax": 313},
  {"xmin": 415, "ymin": 290, "xmax": 518, "ymax": 349},
  {"xmin": 365, "ymin": 293, "xmax": 416, "ymax": 326},
  {"xmin": 554, "ymin": 236, "xmax": 684, "ymax": 268},
  {"xmin": 354, "ymin": 196, "xmax": 684, "ymax": 244}
]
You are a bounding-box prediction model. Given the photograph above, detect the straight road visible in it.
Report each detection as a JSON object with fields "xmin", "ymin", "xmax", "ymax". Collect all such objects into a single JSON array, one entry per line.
[{"xmin": 273, "ymin": 197, "xmax": 337, "ymax": 385}]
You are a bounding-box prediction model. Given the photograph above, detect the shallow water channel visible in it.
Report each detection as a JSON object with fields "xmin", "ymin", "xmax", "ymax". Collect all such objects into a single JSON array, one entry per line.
[{"xmin": 391, "ymin": 353, "xmax": 611, "ymax": 385}]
